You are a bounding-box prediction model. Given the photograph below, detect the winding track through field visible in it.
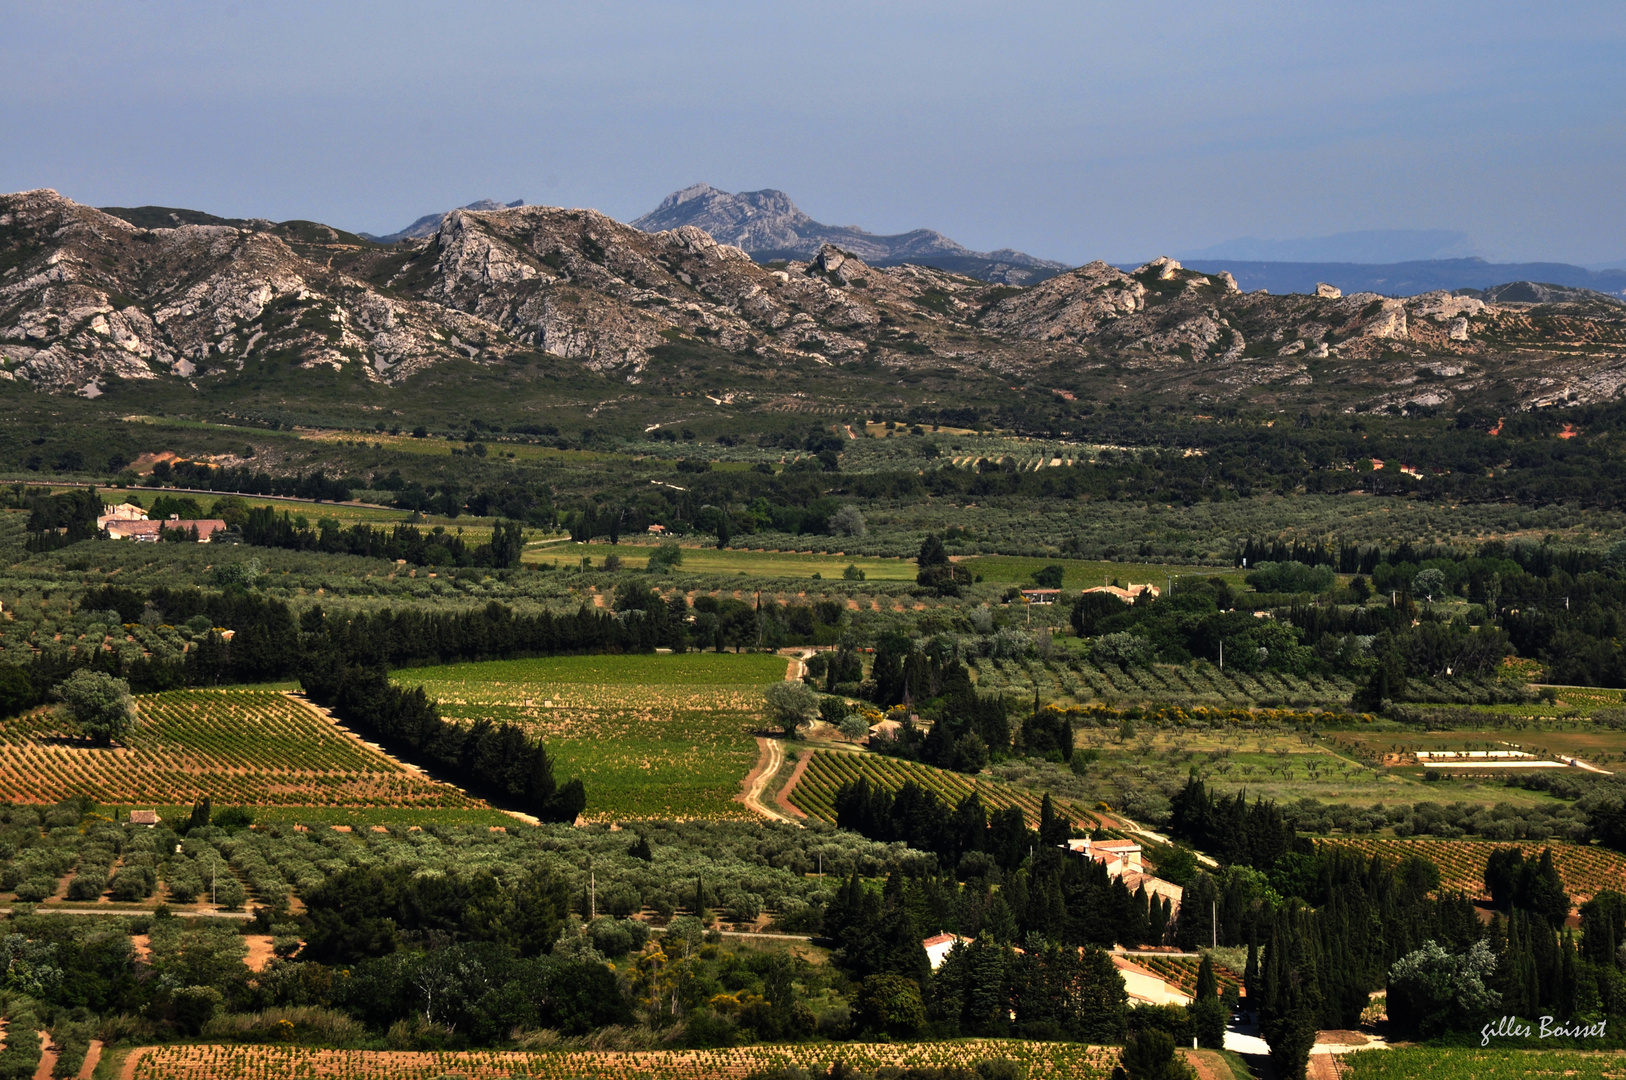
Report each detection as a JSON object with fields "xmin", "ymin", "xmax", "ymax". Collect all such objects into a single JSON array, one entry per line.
[
  {"xmin": 735, "ymin": 651, "xmax": 815, "ymax": 826},
  {"xmin": 738, "ymin": 737, "xmax": 799, "ymax": 825}
]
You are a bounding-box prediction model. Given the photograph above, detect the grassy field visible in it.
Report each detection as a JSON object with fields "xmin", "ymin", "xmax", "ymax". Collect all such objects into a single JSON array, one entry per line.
[
  {"xmin": 1343, "ymin": 1047, "xmax": 1626, "ymax": 1078},
  {"xmin": 0, "ymin": 688, "xmax": 480, "ymax": 810},
  {"xmin": 123, "ymin": 1040, "xmax": 1118, "ymax": 1080},
  {"xmin": 1317, "ymin": 837, "xmax": 1626, "ymax": 901},
  {"xmin": 394, "ymin": 653, "xmax": 792, "ymax": 821},
  {"xmin": 525, "ymin": 540, "xmax": 920, "ymax": 580},
  {"xmin": 523, "ymin": 544, "xmax": 1253, "ymax": 588},
  {"xmin": 956, "ymin": 555, "xmax": 1248, "ymax": 590}
]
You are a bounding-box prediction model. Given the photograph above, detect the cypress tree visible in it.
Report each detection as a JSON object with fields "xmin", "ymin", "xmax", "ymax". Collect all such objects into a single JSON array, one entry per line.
[{"xmin": 1189, "ymin": 952, "xmax": 1227, "ymax": 1049}]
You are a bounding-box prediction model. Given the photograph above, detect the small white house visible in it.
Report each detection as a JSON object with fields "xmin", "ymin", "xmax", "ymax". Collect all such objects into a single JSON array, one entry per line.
[{"xmin": 922, "ymin": 933, "xmax": 971, "ymax": 970}]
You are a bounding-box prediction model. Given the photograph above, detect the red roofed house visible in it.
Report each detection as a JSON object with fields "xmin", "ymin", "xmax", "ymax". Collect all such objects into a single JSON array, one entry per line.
[
  {"xmin": 922, "ymin": 932, "xmax": 972, "ymax": 970},
  {"xmin": 105, "ymin": 519, "xmax": 164, "ymax": 541},
  {"xmin": 97, "ymin": 503, "xmax": 149, "ymax": 528},
  {"xmin": 107, "ymin": 516, "xmax": 230, "ymax": 543},
  {"xmin": 1063, "ymin": 837, "xmax": 1184, "ymax": 910}
]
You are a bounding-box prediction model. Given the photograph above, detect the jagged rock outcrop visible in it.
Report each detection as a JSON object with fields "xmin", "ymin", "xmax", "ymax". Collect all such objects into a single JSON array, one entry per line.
[
  {"xmin": 0, "ymin": 189, "xmax": 511, "ymax": 392},
  {"xmin": 978, "ymin": 261, "xmax": 1147, "ymax": 341}
]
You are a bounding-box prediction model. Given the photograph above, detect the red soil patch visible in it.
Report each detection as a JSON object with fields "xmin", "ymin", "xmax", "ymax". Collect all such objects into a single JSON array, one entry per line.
[
  {"xmin": 77, "ymin": 1041, "xmax": 102, "ymax": 1080},
  {"xmin": 128, "ymin": 451, "xmax": 182, "ymax": 476},
  {"xmin": 242, "ymin": 934, "xmax": 278, "ymax": 973},
  {"xmin": 32, "ymin": 1030, "xmax": 54, "ymax": 1080}
]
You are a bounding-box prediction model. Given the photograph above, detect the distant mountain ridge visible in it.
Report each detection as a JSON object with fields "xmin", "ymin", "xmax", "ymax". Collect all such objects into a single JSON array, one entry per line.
[
  {"xmin": 630, "ymin": 183, "xmax": 1067, "ymax": 286},
  {"xmin": 1177, "ymin": 257, "xmax": 1626, "ymax": 298},
  {"xmin": 1182, "ymin": 229, "xmax": 1478, "ymax": 264},
  {"xmin": 360, "ymin": 199, "xmax": 524, "ymax": 244}
]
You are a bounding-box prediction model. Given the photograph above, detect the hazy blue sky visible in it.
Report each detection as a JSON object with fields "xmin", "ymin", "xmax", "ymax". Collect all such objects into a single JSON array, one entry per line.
[{"xmin": 3, "ymin": 1, "xmax": 1623, "ymax": 264}]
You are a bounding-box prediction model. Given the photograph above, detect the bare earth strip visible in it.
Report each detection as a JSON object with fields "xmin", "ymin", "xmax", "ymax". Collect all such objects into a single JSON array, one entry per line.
[
  {"xmin": 733, "ymin": 652, "xmax": 813, "ymax": 825},
  {"xmin": 737, "ymin": 737, "xmax": 799, "ymax": 825},
  {"xmin": 32, "ymin": 1031, "xmax": 55, "ymax": 1080}
]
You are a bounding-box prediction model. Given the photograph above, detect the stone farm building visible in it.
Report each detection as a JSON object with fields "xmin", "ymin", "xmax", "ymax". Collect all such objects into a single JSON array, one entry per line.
[{"xmin": 98, "ymin": 504, "xmax": 229, "ymax": 543}]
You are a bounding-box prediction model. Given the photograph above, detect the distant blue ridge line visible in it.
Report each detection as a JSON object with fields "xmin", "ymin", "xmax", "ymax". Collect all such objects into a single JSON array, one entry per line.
[{"xmin": 1112, "ymin": 258, "xmax": 1626, "ymax": 298}]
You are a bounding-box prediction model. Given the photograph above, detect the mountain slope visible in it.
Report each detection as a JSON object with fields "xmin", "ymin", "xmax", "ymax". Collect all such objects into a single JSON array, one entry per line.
[
  {"xmin": 4, "ymin": 190, "xmax": 1626, "ymax": 417},
  {"xmin": 630, "ymin": 184, "xmax": 1067, "ymax": 285}
]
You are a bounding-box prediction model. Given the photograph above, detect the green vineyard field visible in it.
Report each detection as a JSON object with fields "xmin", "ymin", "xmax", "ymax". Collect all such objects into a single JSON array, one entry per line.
[
  {"xmin": 126, "ymin": 1039, "xmax": 1119, "ymax": 1080},
  {"xmin": 0, "ymin": 689, "xmax": 479, "ymax": 809},
  {"xmin": 395, "ymin": 653, "xmax": 790, "ymax": 821},
  {"xmin": 1316, "ymin": 837, "xmax": 1626, "ymax": 900},
  {"xmin": 786, "ymin": 749, "xmax": 1096, "ymax": 828}
]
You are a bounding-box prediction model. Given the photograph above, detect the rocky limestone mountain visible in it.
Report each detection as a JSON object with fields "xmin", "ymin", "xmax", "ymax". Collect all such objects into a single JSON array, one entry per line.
[
  {"xmin": 630, "ymin": 183, "xmax": 1068, "ymax": 286},
  {"xmin": 3, "ymin": 189, "xmax": 1625, "ymax": 414},
  {"xmin": 360, "ymin": 199, "xmax": 525, "ymax": 244}
]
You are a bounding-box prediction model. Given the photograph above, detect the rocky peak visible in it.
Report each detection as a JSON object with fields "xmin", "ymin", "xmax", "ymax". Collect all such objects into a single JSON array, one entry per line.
[
  {"xmin": 361, "ymin": 199, "xmax": 525, "ymax": 244},
  {"xmin": 629, "ymin": 183, "xmax": 1067, "ymax": 285},
  {"xmin": 1135, "ymin": 256, "xmax": 1184, "ymax": 281}
]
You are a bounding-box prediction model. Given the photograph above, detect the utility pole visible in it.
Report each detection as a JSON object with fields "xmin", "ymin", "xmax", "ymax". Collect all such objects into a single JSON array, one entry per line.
[
  {"xmin": 1219, "ymin": 640, "xmax": 1224, "ymax": 671},
  {"xmin": 590, "ymin": 870, "xmax": 596, "ymax": 921},
  {"xmin": 1212, "ymin": 899, "xmax": 1217, "ymax": 950}
]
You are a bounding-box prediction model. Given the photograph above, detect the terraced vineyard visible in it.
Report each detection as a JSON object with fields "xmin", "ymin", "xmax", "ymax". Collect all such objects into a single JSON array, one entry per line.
[
  {"xmin": 394, "ymin": 653, "xmax": 789, "ymax": 822},
  {"xmin": 0, "ymin": 689, "xmax": 479, "ymax": 808},
  {"xmin": 126, "ymin": 1040, "xmax": 1119, "ymax": 1080},
  {"xmin": 1317, "ymin": 837, "xmax": 1626, "ymax": 901},
  {"xmin": 971, "ymin": 656, "xmax": 1360, "ymax": 707},
  {"xmin": 1132, "ymin": 955, "xmax": 1244, "ymax": 998},
  {"xmin": 787, "ymin": 749, "xmax": 1098, "ymax": 828}
]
